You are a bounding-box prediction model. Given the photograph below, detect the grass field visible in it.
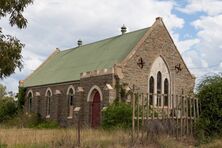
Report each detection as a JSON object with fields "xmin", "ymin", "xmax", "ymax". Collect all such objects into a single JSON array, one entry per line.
[{"xmin": 0, "ymin": 128, "xmax": 221, "ymax": 148}]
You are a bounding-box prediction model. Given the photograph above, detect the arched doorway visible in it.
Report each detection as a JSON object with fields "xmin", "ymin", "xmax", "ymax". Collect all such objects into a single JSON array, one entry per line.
[{"xmin": 91, "ymin": 91, "xmax": 101, "ymax": 128}]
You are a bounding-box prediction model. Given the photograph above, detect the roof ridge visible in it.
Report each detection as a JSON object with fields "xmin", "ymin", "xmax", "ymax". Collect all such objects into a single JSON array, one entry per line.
[{"xmin": 62, "ymin": 27, "xmax": 149, "ymax": 52}]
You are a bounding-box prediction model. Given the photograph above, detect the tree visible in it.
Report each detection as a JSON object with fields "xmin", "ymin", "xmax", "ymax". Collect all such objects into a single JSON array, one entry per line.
[
  {"xmin": 0, "ymin": 0, "xmax": 33, "ymax": 78},
  {"xmin": 196, "ymin": 74, "xmax": 222, "ymax": 142},
  {"xmin": 0, "ymin": 83, "xmax": 7, "ymax": 99}
]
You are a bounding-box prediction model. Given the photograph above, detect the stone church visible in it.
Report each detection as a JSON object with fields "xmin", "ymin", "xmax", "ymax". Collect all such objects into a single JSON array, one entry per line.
[{"xmin": 20, "ymin": 17, "xmax": 195, "ymax": 127}]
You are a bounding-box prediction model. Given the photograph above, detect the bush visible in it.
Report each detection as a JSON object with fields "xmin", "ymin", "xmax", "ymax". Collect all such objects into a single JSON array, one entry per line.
[
  {"xmin": 196, "ymin": 74, "xmax": 222, "ymax": 142},
  {"xmin": 35, "ymin": 120, "xmax": 59, "ymax": 129},
  {"xmin": 3, "ymin": 112, "xmax": 59, "ymax": 129},
  {"xmin": 102, "ymin": 102, "xmax": 132, "ymax": 129},
  {"xmin": 0, "ymin": 98, "xmax": 17, "ymax": 122},
  {"xmin": 3, "ymin": 112, "xmax": 41, "ymax": 128}
]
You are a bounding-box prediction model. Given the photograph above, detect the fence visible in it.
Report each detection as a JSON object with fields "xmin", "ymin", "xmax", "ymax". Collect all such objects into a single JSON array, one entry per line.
[{"xmin": 131, "ymin": 93, "xmax": 200, "ymax": 142}]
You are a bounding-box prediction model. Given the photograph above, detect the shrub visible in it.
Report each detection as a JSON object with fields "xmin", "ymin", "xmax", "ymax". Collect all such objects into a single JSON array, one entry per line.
[
  {"xmin": 17, "ymin": 87, "xmax": 26, "ymax": 110},
  {"xmin": 3, "ymin": 111, "xmax": 59, "ymax": 129},
  {"xmin": 35, "ymin": 120, "xmax": 59, "ymax": 129},
  {"xmin": 3, "ymin": 112, "xmax": 42, "ymax": 128},
  {"xmin": 102, "ymin": 102, "xmax": 132, "ymax": 129},
  {"xmin": 196, "ymin": 74, "xmax": 222, "ymax": 142},
  {"xmin": 0, "ymin": 98, "xmax": 17, "ymax": 122}
]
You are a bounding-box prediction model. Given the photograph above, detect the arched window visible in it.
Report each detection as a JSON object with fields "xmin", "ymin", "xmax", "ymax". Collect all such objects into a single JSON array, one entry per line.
[
  {"xmin": 28, "ymin": 92, "xmax": 33, "ymax": 112},
  {"xmin": 157, "ymin": 71, "xmax": 162, "ymax": 106},
  {"xmin": 67, "ymin": 87, "xmax": 75, "ymax": 117},
  {"xmin": 46, "ymin": 89, "xmax": 52, "ymax": 117},
  {"xmin": 164, "ymin": 78, "xmax": 169, "ymax": 106},
  {"xmin": 149, "ymin": 76, "xmax": 154, "ymax": 105}
]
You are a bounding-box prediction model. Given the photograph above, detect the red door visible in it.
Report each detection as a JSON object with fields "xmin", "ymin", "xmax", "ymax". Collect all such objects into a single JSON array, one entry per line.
[{"xmin": 91, "ymin": 91, "xmax": 101, "ymax": 128}]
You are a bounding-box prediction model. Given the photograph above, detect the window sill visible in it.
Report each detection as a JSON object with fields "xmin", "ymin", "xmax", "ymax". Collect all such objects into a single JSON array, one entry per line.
[
  {"xmin": 46, "ymin": 115, "xmax": 50, "ymax": 118},
  {"xmin": 67, "ymin": 116, "xmax": 73, "ymax": 119}
]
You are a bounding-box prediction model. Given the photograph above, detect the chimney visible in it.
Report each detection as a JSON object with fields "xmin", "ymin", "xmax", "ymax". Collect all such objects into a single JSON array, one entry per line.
[
  {"xmin": 77, "ymin": 39, "xmax": 82, "ymax": 47},
  {"xmin": 156, "ymin": 17, "xmax": 162, "ymax": 21},
  {"xmin": 121, "ymin": 25, "xmax": 127, "ymax": 34},
  {"xmin": 19, "ymin": 80, "xmax": 24, "ymax": 87}
]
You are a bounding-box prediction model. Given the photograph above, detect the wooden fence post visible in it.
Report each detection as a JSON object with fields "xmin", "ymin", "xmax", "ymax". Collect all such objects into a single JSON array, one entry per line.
[
  {"xmin": 176, "ymin": 95, "xmax": 179, "ymax": 139},
  {"xmin": 186, "ymin": 96, "xmax": 189, "ymax": 136},
  {"xmin": 132, "ymin": 93, "xmax": 135, "ymax": 142},
  {"xmin": 147, "ymin": 93, "xmax": 149, "ymax": 139},
  {"xmin": 142, "ymin": 93, "xmax": 144, "ymax": 140},
  {"xmin": 137, "ymin": 93, "xmax": 139, "ymax": 138},
  {"xmin": 172, "ymin": 94, "xmax": 175, "ymax": 137}
]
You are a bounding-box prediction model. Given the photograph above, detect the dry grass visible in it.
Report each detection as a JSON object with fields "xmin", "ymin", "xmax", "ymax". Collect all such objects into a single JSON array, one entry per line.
[
  {"xmin": 0, "ymin": 128, "xmax": 130, "ymax": 148},
  {"xmin": 200, "ymin": 138, "xmax": 222, "ymax": 148},
  {"xmin": 0, "ymin": 128, "xmax": 221, "ymax": 148}
]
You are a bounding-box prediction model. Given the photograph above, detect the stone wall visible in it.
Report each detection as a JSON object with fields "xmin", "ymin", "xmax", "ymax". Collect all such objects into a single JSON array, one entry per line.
[
  {"xmin": 25, "ymin": 82, "xmax": 80, "ymax": 127},
  {"xmin": 24, "ymin": 74, "xmax": 116, "ymax": 127}
]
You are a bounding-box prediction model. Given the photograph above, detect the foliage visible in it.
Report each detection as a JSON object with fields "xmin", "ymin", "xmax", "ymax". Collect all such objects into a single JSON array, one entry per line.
[
  {"xmin": 0, "ymin": 83, "xmax": 7, "ymax": 98},
  {"xmin": 35, "ymin": 120, "xmax": 59, "ymax": 129},
  {"xmin": 0, "ymin": 0, "xmax": 33, "ymax": 78},
  {"xmin": 102, "ymin": 102, "xmax": 132, "ymax": 129},
  {"xmin": 196, "ymin": 74, "xmax": 222, "ymax": 142},
  {"xmin": 2, "ymin": 111, "xmax": 59, "ymax": 129},
  {"xmin": 17, "ymin": 86, "xmax": 26, "ymax": 110},
  {"xmin": 0, "ymin": 97, "xmax": 17, "ymax": 122}
]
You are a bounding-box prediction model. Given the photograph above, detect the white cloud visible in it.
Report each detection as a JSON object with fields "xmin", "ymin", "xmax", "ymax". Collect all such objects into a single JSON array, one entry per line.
[
  {"xmin": 192, "ymin": 15, "xmax": 222, "ymax": 65},
  {"xmin": 1, "ymin": 0, "xmax": 185, "ymax": 92},
  {"xmin": 177, "ymin": 0, "xmax": 222, "ymax": 16},
  {"xmin": 176, "ymin": 38, "xmax": 200, "ymax": 53},
  {"xmin": 175, "ymin": 2, "xmax": 222, "ymax": 79}
]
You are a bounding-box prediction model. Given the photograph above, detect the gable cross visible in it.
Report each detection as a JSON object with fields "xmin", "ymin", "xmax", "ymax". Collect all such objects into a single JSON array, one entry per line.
[{"xmin": 137, "ymin": 57, "xmax": 145, "ymax": 69}]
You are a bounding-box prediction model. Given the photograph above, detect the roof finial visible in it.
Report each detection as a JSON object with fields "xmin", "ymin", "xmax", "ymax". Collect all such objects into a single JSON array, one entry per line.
[
  {"xmin": 121, "ymin": 24, "xmax": 127, "ymax": 35},
  {"xmin": 77, "ymin": 39, "xmax": 82, "ymax": 47}
]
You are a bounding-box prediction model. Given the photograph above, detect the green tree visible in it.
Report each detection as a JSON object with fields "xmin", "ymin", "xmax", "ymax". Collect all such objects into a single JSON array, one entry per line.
[
  {"xmin": 196, "ymin": 74, "xmax": 222, "ymax": 142},
  {"xmin": 0, "ymin": 83, "xmax": 6, "ymax": 98},
  {"xmin": 0, "ymin": 0, "xmax": 33, "ymax": 78},
  {"xmin": 0, "ymin": 97, "xmax": 17, "ymax": 122}
]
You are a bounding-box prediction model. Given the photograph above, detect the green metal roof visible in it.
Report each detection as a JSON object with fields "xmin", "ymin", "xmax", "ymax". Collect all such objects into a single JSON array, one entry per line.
[{"xmin": 24, "ymin": 28, "xmax": 149, "ymax": 87}]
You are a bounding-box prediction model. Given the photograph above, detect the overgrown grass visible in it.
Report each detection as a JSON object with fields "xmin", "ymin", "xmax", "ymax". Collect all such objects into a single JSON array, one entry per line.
[{"xmin": 0, "ymin": 128, "xmax": 221, "ymax": 147}]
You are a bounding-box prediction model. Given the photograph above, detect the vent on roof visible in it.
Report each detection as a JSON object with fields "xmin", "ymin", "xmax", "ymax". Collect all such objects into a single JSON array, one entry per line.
[
  {"xmin": 121, "ymin": 25, "xmax": 127, "ymax": 34},
  {"xmin": 77, "ymin": 39, "xmax": 82, "ymax": 47}
]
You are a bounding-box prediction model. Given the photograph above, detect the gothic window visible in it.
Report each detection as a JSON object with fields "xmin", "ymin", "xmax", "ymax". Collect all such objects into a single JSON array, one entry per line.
[
  {"xmin": 164, "ymin": 78, "xmax": 169, "ymax": 106},
  {"xmin": 46, "ymin": 90, "xmax": 52, "ymax": 116},
  {"xmin": 157, "ymin": 71, "xmax": 162, "ymax": 106},
  {"xmin": 28, "ymin": 92, "xmax": 33, "ymax": 112},
  {"xmin": 67, "ymin": 87, "xmax": 75, "ymax": 118},
  {"xmin": 149, "ymin": 76, "xmax": 154, "ymax": 105}
]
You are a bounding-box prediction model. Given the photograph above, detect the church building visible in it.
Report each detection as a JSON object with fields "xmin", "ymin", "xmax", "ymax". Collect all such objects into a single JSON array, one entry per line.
[{"xmin": 21, "ymin": 17, "xmax": 195, "ymax": 127}]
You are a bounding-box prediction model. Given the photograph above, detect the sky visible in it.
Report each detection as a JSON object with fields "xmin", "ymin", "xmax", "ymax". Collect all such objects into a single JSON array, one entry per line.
[{"xmin": 0, "ymin": 0, "xmax": 222, "ymax": 93}]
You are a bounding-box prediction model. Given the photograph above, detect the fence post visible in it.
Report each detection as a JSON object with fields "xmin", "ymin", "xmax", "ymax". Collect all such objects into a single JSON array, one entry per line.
[
  {"xmin": 193, "ymin": 97, "xmax": 197, "ymax": 136},
  {"xmin": 196, "ymin": 98, "xmax": 199, "ymax": 118},
  {"xmin": 147, "ymin": 93, "xmax": 149, "ymax": 139},
  {"xmin": 172, "ymin": 94, "xmax": 175, "ymax": 137},
  {"xmin": 186, "ymin": 96, "xmax": 189, "ymax": 136},
  {"xmin": 190, "ymin": 97, "xmax": 194, "ymax": 136},
  {"xmin": 176, "ymin": 95, "xmax": 179, "ymax": 139},
  {"xmin": 142, "ymin": 93, "xmax": 144, "ymax": 140},
  {"xmin": 180, "ymin": 95, "xmax": 183, "ymax": 138},
  {"xmin": 137, "ymin": 93, "xmax": 139, "ymax": 138},
  {"xmin": 132, "ymin": 93, "xmax": 135, "ymax": 142}
]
